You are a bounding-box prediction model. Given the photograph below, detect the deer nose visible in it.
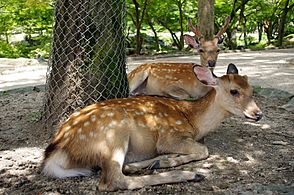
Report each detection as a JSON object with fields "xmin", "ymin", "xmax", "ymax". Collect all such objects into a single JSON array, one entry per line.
[
  {"xmin": 255, "ymin": 112, "xmax": 263, "ymax": 121},
  {"xmin": 208, "ymin": 60, "xmax": 216, "ymax": 68}
]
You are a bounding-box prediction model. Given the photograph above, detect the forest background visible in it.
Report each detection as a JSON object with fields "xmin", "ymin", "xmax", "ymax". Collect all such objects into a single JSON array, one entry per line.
[{"xmin": 0, "ymin": 0, "xmax": 293, "ymax": 58}]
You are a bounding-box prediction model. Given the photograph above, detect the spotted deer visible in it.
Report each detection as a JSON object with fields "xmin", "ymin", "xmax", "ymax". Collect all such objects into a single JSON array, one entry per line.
[
  {"xmin": 42, "ymin": 64, "xmax": 262, "ymax": 191},
  {"xmin": 128, "ymin": 16, "xmax": 231, "ymax": 98}
]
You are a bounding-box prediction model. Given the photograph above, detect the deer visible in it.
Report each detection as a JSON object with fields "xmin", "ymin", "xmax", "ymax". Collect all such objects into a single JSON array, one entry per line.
[
  {"xmin": 42, "ymin": 63, "xmax": 262, "ymax": 191},
  {"xmin": 128, "ymin": 16, "xmax": 231, "ymax": 99}
]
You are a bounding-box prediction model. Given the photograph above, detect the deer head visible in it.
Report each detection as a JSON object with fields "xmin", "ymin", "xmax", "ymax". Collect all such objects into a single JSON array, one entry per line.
[
  {"xmin": 194, "ymin": 63, "xmax": 263, "ymax": 122},
  {"xmin": 184, "ymin": 16, "xmax": 231, "ymax": 70}
]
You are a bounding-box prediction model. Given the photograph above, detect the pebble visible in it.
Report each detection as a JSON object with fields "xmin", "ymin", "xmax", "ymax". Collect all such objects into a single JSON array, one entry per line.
[{"xmin": 272, "ymin": 141, "xmax": 288, "ymax": 146}]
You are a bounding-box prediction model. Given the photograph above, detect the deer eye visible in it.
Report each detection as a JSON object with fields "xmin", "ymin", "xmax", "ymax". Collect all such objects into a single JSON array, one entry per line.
[
  {"xmin": 216, "ymin": 49, "xmax": 220, "ymax": 53},
  {"xmin": 199, "ymin": 49, "xmax": 204, "ymax": 53},
  {"xmin": 230, "ymin": 89, "xmax": 239, "ymax": 96}
]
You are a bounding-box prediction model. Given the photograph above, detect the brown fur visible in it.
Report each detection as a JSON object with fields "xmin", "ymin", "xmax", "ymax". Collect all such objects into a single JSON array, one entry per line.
[
  {"xmin": 128, "ymin": 63, "xmax": 212, "ymax": 99},
  {"xmin": 43, "ymin": 74, "xmax": 262, "ymax": 191}
]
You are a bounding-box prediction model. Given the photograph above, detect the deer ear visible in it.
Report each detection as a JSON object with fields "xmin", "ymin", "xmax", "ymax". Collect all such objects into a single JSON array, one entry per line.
[
  {"xmin": 226, "ymin": 63, "xmax": 239, "ymax": 74},
  {"xmin": 243, "ymin": 75, "xmax": 248, "ymax": 81},
  {"xmin": 184, "ymin": 34, "xmax": 199, "ymax": 49},
  {"xmin": 193, "ymin": 65, "xmax": 217, "ymax": 86}
]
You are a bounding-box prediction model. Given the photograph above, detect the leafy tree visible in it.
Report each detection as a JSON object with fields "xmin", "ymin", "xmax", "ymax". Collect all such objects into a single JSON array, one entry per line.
[
  {"xmin": 155, "ymin": 0, "xmax": 196, "ymax": 51},
  {"xmin": 127, "ymin": 0, "xmax": 149, "ymax": 54}
]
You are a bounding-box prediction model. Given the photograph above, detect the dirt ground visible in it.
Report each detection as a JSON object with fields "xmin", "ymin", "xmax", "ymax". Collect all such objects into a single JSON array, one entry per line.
[
  {"xmin": 0, "ymin": 83, "xmax": 293, "ymax": 194},
  {"xmin": 0, "ymin": 49, "xmax": 294, "ymax": 194}
]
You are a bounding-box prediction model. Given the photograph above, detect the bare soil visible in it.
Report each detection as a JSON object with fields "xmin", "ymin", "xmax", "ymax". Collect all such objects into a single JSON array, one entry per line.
[{"xmin": 0, "ymin": 86, "xmax": 293, "ymax": 194}]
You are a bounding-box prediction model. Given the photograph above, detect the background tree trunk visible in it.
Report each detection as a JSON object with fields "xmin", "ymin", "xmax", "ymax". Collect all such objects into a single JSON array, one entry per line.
[
  {"xmin": 197, "ymin": 0, "xmax": 214, "ymax": 40},
  {"xmin": 146, "ymin": 14, "xmax": 160, "ymax": 51},
  {"xmin": 277, "ymin": 0, "xmax": 292, "ymax": 47},
  {"xmin": 43, "ymin": 0, "xmax": 128, "ymax": 129}
]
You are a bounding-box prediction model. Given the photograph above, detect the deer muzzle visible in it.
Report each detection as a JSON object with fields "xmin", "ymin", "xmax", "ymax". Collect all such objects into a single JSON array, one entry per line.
[
  {"xmin": 243, "ymin": 100, "xmax": 263, "ymax": 122},
  {"xmin": 208, "ymin": 60, "xmax": 216, "ymax": 68}
]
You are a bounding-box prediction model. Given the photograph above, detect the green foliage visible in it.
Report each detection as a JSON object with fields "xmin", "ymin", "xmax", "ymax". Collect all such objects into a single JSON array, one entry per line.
[
  {"xmin": 0, "ymin": 0, "xmax": 293, "ymax": 57},
  {"xmin": 0, "ymin": 0, "xmax": 53, "ymax": 58},
  {"xmin": 0, "ymin": 41, "xmax": 20, "ymax": 57}
]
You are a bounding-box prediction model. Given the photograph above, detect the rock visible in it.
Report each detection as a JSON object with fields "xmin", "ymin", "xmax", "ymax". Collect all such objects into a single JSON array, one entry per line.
[
  {"xmin": 253, "ymin": 86, "xmax": 293, "ymax": 99},
  {"xmin": 289, "ymin": 161, "xmax": 294, "ymax": 166},
  {"xmin": 272, "ymin": 141, "xmax": 288, "ymax": 145},
  {"xmin": 281, "ymin": 97, "xmax": 294, "ymax": 112}
]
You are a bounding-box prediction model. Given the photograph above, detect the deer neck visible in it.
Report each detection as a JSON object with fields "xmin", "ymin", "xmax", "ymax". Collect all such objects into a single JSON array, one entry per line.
[{"xmin": 178, "ymin": 89, "xmax": 231, "ymax": 140}]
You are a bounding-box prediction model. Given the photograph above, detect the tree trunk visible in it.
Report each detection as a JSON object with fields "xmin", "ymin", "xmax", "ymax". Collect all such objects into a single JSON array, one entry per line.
[
  {"xmin": 132, "ymin": 0, "xmax": 148, "ymax": 54},
  {"xmin": 264, "ymin": 20, "xmax": 273, "ymax": 44},
  {"xmin": 277, "ymin": 0, "xmax": 291, "ymax": 47},
  {"xmin": 177, "ymin": 0, "xmax": 185, "ymax": 50},
  {"xmin": 240, "ymin": 2, "xmax": 247, "ymax": 47},
  {"xmin": 43, "ymin": 0, "xmax": 128, "ymax": 129},
  {"xmin": 198, "ymin": 0, "xmax": 214, "ymax": 40},
  {"xmin": 147, "ymin": 15, "xmax": 160, "ymax": 51},
  {"xmin": 257, "ymin": 22, "xmax": 263, "ymax": 43}
]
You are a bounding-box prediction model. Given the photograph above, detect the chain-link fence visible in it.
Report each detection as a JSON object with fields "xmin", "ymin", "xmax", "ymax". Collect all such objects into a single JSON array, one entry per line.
[{"xmin": 43, "ymin": 0, "xmax": 129, "ymax": 130}]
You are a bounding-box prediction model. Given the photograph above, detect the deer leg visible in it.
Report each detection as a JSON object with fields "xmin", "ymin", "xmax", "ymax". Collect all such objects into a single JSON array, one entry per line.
[
  {"xmin": 101, "ymin": 162, "xmax": 204, "ymax": 191},
  {"xmin": 152, "ymin": 135, "xmax": 209, "ymax": 169},
  {"xmin": 123, "ymin": 154, "xmax": 180, "ymax": 174},
  {"xmin": 99, "ymin": 143, "xmax": 205, "ymax": 191},
  {"xmin": 124, "ymin": 137, "xmax": 208, "ymax": 172},
  {"xmin": 124, "ymin": 170, "xmax": 205, "ymax": 190}
]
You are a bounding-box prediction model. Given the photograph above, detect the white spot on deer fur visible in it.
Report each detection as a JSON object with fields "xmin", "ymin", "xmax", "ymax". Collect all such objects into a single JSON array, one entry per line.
[
  {"xmin": 138, "ymin": 122, "xmax": 147, "ymax": 128},
  {"xmin": 63, "ymin": 132, "xmax": 69, "ymax": 138},
  {"xmin": 120, "ymin": 119, "xmax": 128, "ymax": 125},
  {"xmin": 164, "ymin": 113, "xmax": 168, "ymax": 117},
  {"xmin": 158, "ymin": 113, "xmax": 163, "ymax": 117},
  {"xmin": 64, "ymin": 126, "xmax": 71, "ymax": 131},
  {"xmin": 79, "ymin": 134, "xmax": 86, "ymax": 140},
  {"xmin": 175, "ymin": 120, "xmax": 183, "ymax": 125},
  {"xmin": 77, "ymin": 128, "xmax": 82, "ymax": 133},
  {"xmin": 100, "ymin": 102, "xmax": 106, "ymax": 106},
  {"xmin": 72, "ymin": 120, "xmax": 79, "ymax": 126},
  {"xmin": 90, "ymin": 115, "xmax": 96, "ymax": 122},
  {"xmin": 100, "ymin": 125, "xmax": 106, "ymax": 132},
  {"xmin": 117, "ymin": 101, "xmax": 122, "ymax": 103},
  {"xmin": 107, "ymin": 121, "xmax": 117, "ymax": 128},
  {"xmin": 84, "ymin": 121, "xmax": 90, "ymax": 127},
  {"xmin": 165, "ymin": 75, "xmax": 173, "ymax": 79},
  {"xmin": 89, "ymin": 131, "xmax": 94, "ymax": 137},
  {"xmin": 107, "ymin": 112, "xmax": 114, "ymax": 117},
  {"xmin": 135, "ymin": 111, "xmax": 144, "ymax": 116}
]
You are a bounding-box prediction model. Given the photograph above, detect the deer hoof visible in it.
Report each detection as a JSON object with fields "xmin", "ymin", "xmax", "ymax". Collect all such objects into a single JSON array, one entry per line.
[{"xmin": 192, "ymin": 173, "xmax": 205, "ymax": 182}]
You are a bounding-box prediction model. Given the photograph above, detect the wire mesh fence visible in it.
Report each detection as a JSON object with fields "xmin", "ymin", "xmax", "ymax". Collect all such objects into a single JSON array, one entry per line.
[{"xmin": 43, "ymin": 0, "xmax": 129, "ymax": 130}]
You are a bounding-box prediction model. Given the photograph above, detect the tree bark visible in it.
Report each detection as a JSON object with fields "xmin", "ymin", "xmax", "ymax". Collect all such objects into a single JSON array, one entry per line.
[
  {"xmin": 277, "ymin": 0, "xmax": 292, "ymax": 47},
  {"xmin": 130, "ymin": 0, "xmax": 148, "ymax": 54},
  {"xmin": 257, "ymin": 22, "xmax": 263, "ymax": 43},
  {"xmin": 43, "ymin": 0, "xmax": 128, "ymax": 129},
  {"xmin": 177, "ymin": 0, "xmax": 185, "ymax": 50},
  {"xmin": 146, "ymin": 14, "xmax": 160, "ymax": 51},
  {"xmin": 197, "ymin": 0, "xmax": 214, "ymax": 40},
  {"xmin": 239, "ymin": 1, "xmax": 247, "ymax": 47}
]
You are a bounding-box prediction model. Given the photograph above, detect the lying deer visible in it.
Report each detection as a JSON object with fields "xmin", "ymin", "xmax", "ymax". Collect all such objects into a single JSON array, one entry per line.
[
  {"xmin": 128, "ymin": 16, "xmax": 231, "ymax": 98},
  {"xmin": 42, "ymin": 64, "xmax": 262, "ymax": 191}
]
